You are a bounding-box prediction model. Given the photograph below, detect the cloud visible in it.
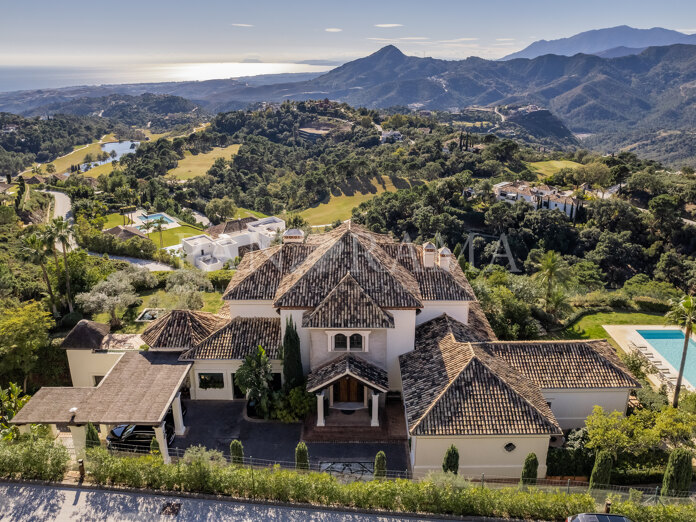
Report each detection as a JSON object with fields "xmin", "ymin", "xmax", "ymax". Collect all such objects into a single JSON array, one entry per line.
[
  {"xmin": 496, "ymin": 38, "xmax": 515, "ymax": 41},
  {"xmin": 438, "ymin": 37, "xmax": 479, "ymax": 43},
  {"xmin": 676, "ymin": 28, "xmax": 696, "ymax": 34},
  {"xmin": 231, "ymin": 23, "xmax": 253, "ymax": 27},
  {"xmin": 375, "ymin": 24, "xmax": 403, "ymax": 28},
  {"xmin": 400, "ymin": 37, "xmax": 429, "ymax": 40},
  {"xmin": 324, "ymin": 28, "xmax": 342, "ymax": 32},
  {"xmin": 367, "ymin": 37, "xmax": 394, "ymax": 41}
]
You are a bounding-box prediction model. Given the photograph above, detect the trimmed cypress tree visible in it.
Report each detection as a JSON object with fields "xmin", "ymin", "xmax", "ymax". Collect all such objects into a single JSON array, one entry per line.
[
  {"xmin": 283, "ymin": 317, "xmax": 304, "ymax": 389},
  {"xmin": 442, "ymin": 444, "xmax": 459, "ymax": 474},
  {"xmin": 230, "ymin": 439, "xmax": 244, "ymax": 465},
  {"xmin": 295, "ymin": 442, "xmax": 309, "ymax": 470},
  {"xmin": 520, "ymin": 452, "xmax": 539, "ymax": 485},
  {"xmin": 662, "ymin": 448, "xmax": 693, "ymax": 497},
  {"xmin": 85, "ymin": 422, "xmax": 100, "ymax": 449},
  {"xmin": 589, "ymin": 450, "xmax": 613, "ymax": 489},
  {"xmin": 374, "ymin": 451, "xmax": 387, "ymax": 479}
]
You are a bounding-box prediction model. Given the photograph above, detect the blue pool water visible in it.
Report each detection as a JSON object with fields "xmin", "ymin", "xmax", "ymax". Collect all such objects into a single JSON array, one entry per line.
[
  {"xmin": 638, "ymin": 329, "xmax": 696, "ymax": 385},
  {"xmin": 142, "ymin": 213, "xmax": 173, "ymax": 224}
]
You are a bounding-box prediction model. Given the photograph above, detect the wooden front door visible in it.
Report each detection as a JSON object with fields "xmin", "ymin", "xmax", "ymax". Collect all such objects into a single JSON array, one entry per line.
[{"xmin": 336, "ymin": 376, "xmax": 361, "ymax": 402}]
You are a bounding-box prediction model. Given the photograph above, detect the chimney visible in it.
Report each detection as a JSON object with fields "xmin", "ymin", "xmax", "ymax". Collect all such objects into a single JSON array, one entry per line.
[
  {"xmin": 437, "ymin": 246, "xmax": 452, "ymax": 271},
  {"xmin": 423, "ymin": 242, "xmax": 437, "ymax": 268},
  {"xmin": 283, "ymin": 228, "xmax": 305, "ymax": 244}
]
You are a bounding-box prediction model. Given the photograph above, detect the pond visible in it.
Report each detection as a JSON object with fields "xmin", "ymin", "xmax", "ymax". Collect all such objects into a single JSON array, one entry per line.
[{"xmin": 80, "ymin": 140, "xmax": 139, "ymax": 172}]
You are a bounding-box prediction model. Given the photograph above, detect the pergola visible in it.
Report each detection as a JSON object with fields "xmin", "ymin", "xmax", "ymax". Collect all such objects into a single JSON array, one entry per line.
[{"xmin": 11, "ymin": 351, "xmax": 191, "ymax": 463}]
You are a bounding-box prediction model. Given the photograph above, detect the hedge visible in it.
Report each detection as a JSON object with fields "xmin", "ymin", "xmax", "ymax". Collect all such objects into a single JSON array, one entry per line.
[
  {"xmin": 633, "ymin": 296, "xmax": 671, "ymax": 314},
  {"xmin": 0, "ymin": 437, "xmax": 70, "ymax": 481}
]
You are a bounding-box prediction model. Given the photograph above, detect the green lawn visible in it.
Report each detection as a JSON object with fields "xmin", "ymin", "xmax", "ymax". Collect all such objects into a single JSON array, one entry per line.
[
  {"xmin": 233, "ymin": 207, "xmax": 267, "ymax": 219},
  {"xmin": 527, "ymin": 160, "xmax": 583, "ymax": 178},
  {"xmin": 550, "ymin": 311, "xmax": 670, "ymax": 347},
  {"xmin": 147, "ymin": 224, "xmax": 204, "ymax": 248},
  {"xmin": 166, "ymin": 144, "xmax": 241, "ymax": 180},
  {"xmin": 102, "ymin": 213, "xmax": 133, "ymax": 229},
  {"xmin": 94, "ymin": 288, "xmax": 224, "ymax": 333}
]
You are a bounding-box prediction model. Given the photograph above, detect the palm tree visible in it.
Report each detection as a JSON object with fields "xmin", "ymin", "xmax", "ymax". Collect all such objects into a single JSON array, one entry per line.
[
  {"xmin": 531, "ymin": 250, "xmax": 571, "ymax": 313},
  {"xmin": 665, "ymin": 295, "xmax": 696, "ymax": 408},
  {"xmin": 140, "ymin": 219, "xmax": 154, "ymax": 237},
  {"xmin": 20, "ymin": 233, "xmax": 58, "ymax": 317},
  {"xmin": 51, "ymin": 218, "xmax": 74, "ymax": 313},
  {"xmin": 152, "ymin": 217, "xmax": 167, "ymax": 248}
]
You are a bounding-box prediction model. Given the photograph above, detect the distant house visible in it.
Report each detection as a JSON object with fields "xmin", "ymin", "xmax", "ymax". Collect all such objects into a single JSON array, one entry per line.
[
  {"xmin": 21, "ymin": 174, "xmax": 45, "ymax": 185},
  {"xmin": 181, "ymin": 216, "xmax": 285, "ymax": 271},
  {"xmin": 493, "ymin": 181, "xmax": 581, "ymax": 218},
  {"xmin": 380, "ymin": 130, "xmax": 403, "ymax": 144},
  {"xmin": 0, "ymin": 182, "xmax": 10, "ymax": 194},
  {"xmin": 103, "ymin": 225, "xmax": 150, "ymax": 242}
]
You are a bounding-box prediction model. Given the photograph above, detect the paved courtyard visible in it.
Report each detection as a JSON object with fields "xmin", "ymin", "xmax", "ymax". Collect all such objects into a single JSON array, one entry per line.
[{"xmin": 171, "ymin": 400, "xmax": 410, "ymax": 474}]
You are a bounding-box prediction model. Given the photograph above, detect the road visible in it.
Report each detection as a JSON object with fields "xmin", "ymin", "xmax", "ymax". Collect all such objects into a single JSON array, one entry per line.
[
  {"xmin": 41, "ymin": 190, "xmax": 73, "ymax": 223},
  {"xmin": 0, "ymin": 483, "xmax": 473, "ymax": 522}
]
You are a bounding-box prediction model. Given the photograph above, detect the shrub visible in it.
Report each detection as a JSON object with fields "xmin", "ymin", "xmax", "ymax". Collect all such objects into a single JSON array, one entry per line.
[
  {"xmin": 288, "ymin": 386, "xmax": 316, "ymax": 418},
  {"xmin": 230, "ymin": 440, "xmax": 244, "ymax": 465},
  {"xmin": 181, "ymin": 445, "xmax": 225, "ymax": 493},
  {"xmin": 374, "ymin": 451, "xmax": 386, "ymax": 479},
  {"xmin": 590, "ymin": 450, "xmax": 613, "ymax": 489},
  {"xmin": 662, "ymin": 448, "xmax": 693, "ymax": 497},
  {"xmin": 633, "ymin": 296, "xmax": 671, "ymax": 313},
  {"xmin": 520, "ymin": 452, "xmax": 538, "ymax": 485},
  {"xmin": 0, "ymin": 437, "xmax": 69, "ymax": 481},
  {"xmin": 60, "ymin": 311, "xmax": 83, "ymax": 328},
  {"xmin": 207, "ymin": 269, "xmax": 235, "ymax": 291},
  {"xmin": 295, "ymin": 442, "xmax": 309, "ymax": 471},
  {"xmin": 443, "ymin": 445, "xmax": 459, "ymax": 474},
  {"xmin": 85, "ymin": 422, "xmax": 100, "ymax": 449},
  {"xmin": 150, "ymin": 436, "xmax": 160, "ymax": 455}
]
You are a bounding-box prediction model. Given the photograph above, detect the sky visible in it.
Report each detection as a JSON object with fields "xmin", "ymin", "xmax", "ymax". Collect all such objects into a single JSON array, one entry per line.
[{"xmin": 2, "ymin": 0, "xmax": 696, "ymax": 84}]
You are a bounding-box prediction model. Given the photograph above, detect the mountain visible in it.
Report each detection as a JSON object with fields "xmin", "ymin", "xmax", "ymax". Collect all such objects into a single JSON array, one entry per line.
[
  {"xmin": 501, "ymin": 26, "xmax": 696, "ymax": 60},
  {"xmin": 593, "ymin": 46, "xmax": 647, "ymax": 59}
]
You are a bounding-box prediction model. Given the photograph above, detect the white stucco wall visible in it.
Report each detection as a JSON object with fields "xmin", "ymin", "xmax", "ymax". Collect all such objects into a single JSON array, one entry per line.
[
  {"xmin": 386, "ymin": 310, "xmax": 416, "ymax": 390},
  {"xmin": 308, "ymin": 329, "xmax": 387, "ymax": 370},
  {"xmin": 416, "ymin": 302, "xmax": 469, "ymax": 326},
  {"xmin": 543, "ymin": 388, "xmax": 631, "ymax": 430},
  {"xmin": 66, "ymin": 350, "xmax": 122, "ymax": 387},
  {"xmin": 412, "ymin": 435, "xmax": 551, "ymax": 478},
  {"xmin": 189, "ymin": 359, "xmax": 283, "ymax": 400},
  {"xmin": 228, "ymin": 300, "xmax": 278, "ymax": 319}
]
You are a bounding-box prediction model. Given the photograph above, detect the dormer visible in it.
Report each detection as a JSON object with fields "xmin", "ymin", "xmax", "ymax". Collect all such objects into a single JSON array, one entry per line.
[
  {"xmin": 283, "ymin": 228, "xmax": 305, "ymax": 244},
  {"xmin": 438, "ymin": 246, "xmax": 452, "ymax": 272},
  {"xmin": 423, "ymin": 242, "xmax": 437, "ymax": 268}
]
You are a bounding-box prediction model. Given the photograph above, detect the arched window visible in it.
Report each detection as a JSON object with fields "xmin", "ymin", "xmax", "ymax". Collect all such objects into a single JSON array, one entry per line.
[
  {"xmin": 349, "ymin": 334, "xmax": 363, "ymax": 351},
  {"xmin": 333, "ymin": 334, "xmax": 347, "ymax": 351}
]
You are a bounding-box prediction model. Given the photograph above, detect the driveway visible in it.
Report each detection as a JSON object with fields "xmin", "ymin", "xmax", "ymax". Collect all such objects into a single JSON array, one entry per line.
[
  {"xmin": 0, "ymin": 483, "xmax": 466, "ymax": 521},
  {"xmin": 172, "ymin": 400, "xmax": 410, "ymax": 474},
  {"xmin": 40, "ymin": 190, "xmax": 73, "ymax": 223}
]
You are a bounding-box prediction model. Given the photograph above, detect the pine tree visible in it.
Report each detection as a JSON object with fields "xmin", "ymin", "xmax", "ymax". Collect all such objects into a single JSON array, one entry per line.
[
  {"xmin": 374, "ymin": 451, "xmax": 386, "ymax": 479},
  {"xmin": 85, "ymin": 422, "xmax": 100, "ymax": 449},
  {"xmin": 230, "ymin": 439, "xmax": 244, "ymax": 465},
  {"xmin": 295, "ymin": 442, "xmax": 309, "ymax": 470},
  {"xmin": 520, "ymin": 452, "xmax": 539, "ymax": 485},
  {"xmin": 662, "ymin": 448, "xmax": 693, "ymax": 496},
  {"xmin": 589, "ymin": 450, "xmax": 612, "ymax": 489},
  {"xmin": 442, "ymin": 444, "xmax": 459, "ymax": 474},
  {"xmin": 282, "ymin": 317, "xmax": 303, "ymax": 389}
]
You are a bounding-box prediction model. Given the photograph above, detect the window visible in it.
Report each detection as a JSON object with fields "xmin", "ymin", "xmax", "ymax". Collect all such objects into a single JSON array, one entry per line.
[
  {"xmin": 198, "ymin": 372, "xmax": 224, "ymax": 389},
  {"xmin": 504, "ymin": 442, "xmax": 516, "ymax": 452},
  {"xmin": 93, "ymin": 375, "xmax": 104, "ymax": 386},
  {"xmin": 334, "ymin": 334, "xmax": 347, "ymax": 351},
  {"xmin": 349, "ymin": 334, "xmax": 363, "ymax": 351}
]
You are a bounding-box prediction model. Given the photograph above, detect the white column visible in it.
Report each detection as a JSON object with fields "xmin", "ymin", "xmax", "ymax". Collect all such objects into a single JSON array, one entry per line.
[
  {"xmin": 18, "ymin": 425, "xmax": 31, "ymax": 435},
  {"xmin": 154, "ymin": 423, "xmax": 171, "ymax": 464},
  {"xmin": 371, "ymin": 393, "xmax": 379, "ymax": 427},
  {"xmin": 316, "ymin": 392, "xmax": 325, "ymax": 427},
  {"xmin": 99, "ymin": 424, "xmax": 110, "ymax": 441},
  {"xmin": 172, "ymin": 392, "xmax": 186, "ymax": 436},
  {"xmin": 69, "ymin": 425, "xmax": 87, "ymax": 459},
  {"xmin": 49, "ymin": 424, "xmax": 59, "ymax": 439}
]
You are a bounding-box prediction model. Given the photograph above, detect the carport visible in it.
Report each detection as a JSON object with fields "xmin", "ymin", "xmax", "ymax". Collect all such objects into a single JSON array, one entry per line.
[{"xmin": 11, "ymin": 352, "xmax": 191, "ymax": 463}]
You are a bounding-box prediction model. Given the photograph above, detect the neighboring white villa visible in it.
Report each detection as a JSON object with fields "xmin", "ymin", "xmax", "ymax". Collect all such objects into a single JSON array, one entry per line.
[
  {"xmin": 13, "ymin": 222, "xmax": 638, "ymax": 476},
  {"xmin": 180, "ymin": 216, "xmax": 285, "ymax": 271},
  {"xmin": 493, "ymin": 181, "xmax": 581, "ymax": 218}
]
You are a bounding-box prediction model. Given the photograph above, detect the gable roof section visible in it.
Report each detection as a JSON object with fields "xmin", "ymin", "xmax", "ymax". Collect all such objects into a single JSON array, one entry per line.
[
  {"xmin": 104, "ymin": 225, "xmax": 149, "ymax": 241},
  {"xmin": 416, "ymin": 311, "xmax": 497, "ymax": 345},
  {"xmin": 400, "ymin": 334, "xmax": 560, "ymax": 437},
  {"xmin": 141, "ymin": 310, "xmax": 227, "ymax": 350},
  {"xmin": 207, "ymin": 217, "xmax": 256, "ymax": 239},
  {"xmin": 306, "ymin": 353, "xmax": 389, "ymax": 393},
  {"xmin": 484, "ymin": 340, "xmax": 640, "ymax": 389},
  {"xmin": 61, "ymin": 320, "xmax": 110, "ymax": 350},
  {"xmin": 180, "ymin": 317, "xmax": 281, "ymax": 360},
  {"xmin": 274, "ymin": 223, "xmax": 422, "ymax": 309},
  {"xmin": 302, "ymin": 273, "xmax": 394, "ymax": 329}
]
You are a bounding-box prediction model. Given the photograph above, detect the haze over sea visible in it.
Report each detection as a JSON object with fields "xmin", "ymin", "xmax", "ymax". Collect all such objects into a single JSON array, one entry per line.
[{"xmin": 0, "ymin": 62, "xmax": 334, "ymax": 93}]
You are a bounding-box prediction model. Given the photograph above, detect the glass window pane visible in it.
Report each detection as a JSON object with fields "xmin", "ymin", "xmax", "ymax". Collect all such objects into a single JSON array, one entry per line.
[
  {"xmin": 334, "ymin": 334, "xmax": 347, "ymax": 350},
  {"xmin": 198, "ymin": 372, "xmax": 224, "ymax": 389},
  {"xmin": 349, "ymin": 334, "xmax": 363, "ymax": 351}
]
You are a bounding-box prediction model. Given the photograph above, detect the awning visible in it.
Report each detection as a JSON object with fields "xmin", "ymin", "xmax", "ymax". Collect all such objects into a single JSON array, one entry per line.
[
  {"xmin": 306, "ymin": 354, "xmax": 389, "ymax": 393},
  {"xmin": 12, "ymin": 352, "xmax": 191, "ymax": 426}
]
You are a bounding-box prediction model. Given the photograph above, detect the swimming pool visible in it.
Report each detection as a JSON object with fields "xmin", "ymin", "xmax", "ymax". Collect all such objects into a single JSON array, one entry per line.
[
  {"xmin": 638, "ymin": 329, "xmax": 696, "ymax": 386},
  {"xmin": 142, "ymin": 213, "xmax": 174, "ymax": 224}
]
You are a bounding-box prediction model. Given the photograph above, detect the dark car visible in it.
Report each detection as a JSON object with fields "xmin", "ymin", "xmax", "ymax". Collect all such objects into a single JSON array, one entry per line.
[
  {"xmin": 566, "ymin": 513, "xmax": 632, "ymax": 522},
  {"xmin": 106, "ymin": 424, "xmax": 174, "ymax": 453}
]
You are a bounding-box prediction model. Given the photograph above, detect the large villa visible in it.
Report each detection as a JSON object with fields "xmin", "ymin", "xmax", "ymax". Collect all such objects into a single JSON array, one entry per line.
[{"xmin": 12, "ymin": 222, "xmax": 639, "ymax": 477}]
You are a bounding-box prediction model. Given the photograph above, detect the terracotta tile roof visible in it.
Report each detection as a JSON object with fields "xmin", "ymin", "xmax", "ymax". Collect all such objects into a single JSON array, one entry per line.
[
  {"xmin": 306, "ymin": 353, "xmax": 389, "ymax": 393},
  {"xmin": 484, "ymin": 340, "xmax": 640, "ymax": 389},
  {"xmin": 11, "ymin": 352, "xmax": 191, "ymax": 426},
  {"xmin": 180, "ymin": 317, "xmax": 281, "ymax": 360},
  {"xmin": 273, "ymin": 223, "xmax": 423, "ymax": 309},
  {"xmin": 61, "ymin": 320, "xmax": 110, "ymax": 350},
  {"xmin": 141, "ymin": 310, "xmax": 228, "ymax": 350},
  {"xmin": 416, "ymin": 311, "xmax": 497, "ymax": 345},
  {"xmin": 400, "ymin": 333, "xmax": 560, "ymax": 437},
  {"xmin": 206, "ymin": 217, "xmax": 256, "ymax": 239},
  {"xmin": 103, "ymin": 225, "xmax": 149, "ymax": 241},
  {"xmin": 302, "ymin": 273, "xmax": 394, "ymax": 329}
]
